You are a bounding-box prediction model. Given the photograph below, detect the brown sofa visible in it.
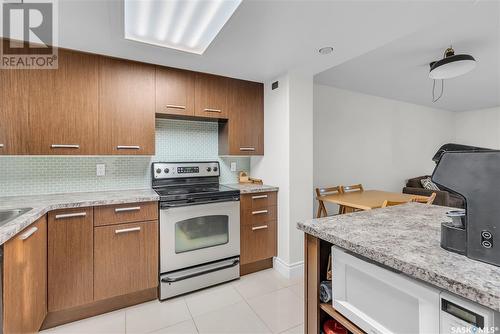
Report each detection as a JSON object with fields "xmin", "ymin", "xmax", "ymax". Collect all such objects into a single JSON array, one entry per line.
[{"xmin": 403, "ymin": 175, "xmax": 465, "ymax": 208}]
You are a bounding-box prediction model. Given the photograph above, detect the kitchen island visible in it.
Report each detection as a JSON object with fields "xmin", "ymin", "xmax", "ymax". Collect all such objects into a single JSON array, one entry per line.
[{"xmin": 297, "ymin": 202, "xmax": 500, "ymax": 333}]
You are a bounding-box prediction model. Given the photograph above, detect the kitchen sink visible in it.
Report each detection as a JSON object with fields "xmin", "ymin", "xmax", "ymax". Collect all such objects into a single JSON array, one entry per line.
[{"xmin": 0, "ymin": 208, "xmax": 32, "ymax": 227}]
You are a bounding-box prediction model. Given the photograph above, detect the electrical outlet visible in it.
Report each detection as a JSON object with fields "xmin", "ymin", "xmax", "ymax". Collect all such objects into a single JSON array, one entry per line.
[
  {"xmin": 230, "ymin": 162, "xmax": 237, "ymax": 172},
  {"xmin": 96, "ymin": 163, "xmax": 106, "ymax": 176}
]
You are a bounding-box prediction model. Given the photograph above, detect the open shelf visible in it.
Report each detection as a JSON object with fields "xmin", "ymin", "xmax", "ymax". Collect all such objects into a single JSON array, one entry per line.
[{"xmin": 319, "ymin": 303, "xmax": 365, "ymax": 334}]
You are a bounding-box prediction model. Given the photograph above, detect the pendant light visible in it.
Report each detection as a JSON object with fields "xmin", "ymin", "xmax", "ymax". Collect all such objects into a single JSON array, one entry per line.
[{"xmin": 429, "ymin": 47, "xmax": 476, "ymax": 80}]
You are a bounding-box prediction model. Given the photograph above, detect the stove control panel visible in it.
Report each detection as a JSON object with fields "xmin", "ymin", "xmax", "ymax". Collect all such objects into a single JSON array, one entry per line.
[{"xmin": 152, "ymin": 162, "xmax": 220, "ymax": 179}]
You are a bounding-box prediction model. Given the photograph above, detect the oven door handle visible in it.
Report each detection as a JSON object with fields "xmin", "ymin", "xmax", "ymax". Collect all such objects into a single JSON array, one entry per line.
[
  {"xmin": 161, "ymin": 259, "xmax": 240, "ymax": 283},
  {"xmin": 160, "ymin": 197, "xmax": 240, "ymax": 208}
]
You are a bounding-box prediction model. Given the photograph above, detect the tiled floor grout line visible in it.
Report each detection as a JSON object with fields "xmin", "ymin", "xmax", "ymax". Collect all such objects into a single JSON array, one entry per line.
[
  {"xmin": 183, "ymin": 297, "xmax": 201, "ymax": 334},
  {"xmin": 234, "ymin": 284, "xmax": 276, "ymax": 333}
]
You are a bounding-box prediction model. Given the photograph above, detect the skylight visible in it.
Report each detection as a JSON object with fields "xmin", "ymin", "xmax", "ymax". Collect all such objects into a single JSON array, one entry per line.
[{"xmin": 124, "ymin": 0, "xmax": 242, "ymax": 55}]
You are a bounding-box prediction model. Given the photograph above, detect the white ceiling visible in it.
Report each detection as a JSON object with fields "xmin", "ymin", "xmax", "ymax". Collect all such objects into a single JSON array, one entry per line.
[
  {"xmin": 314, "ymin": 0, "xmax": 500, "ymax": 112},
  {"xmin": 20, "ymin": 0, "xmax": 479, "ymax": 83}
]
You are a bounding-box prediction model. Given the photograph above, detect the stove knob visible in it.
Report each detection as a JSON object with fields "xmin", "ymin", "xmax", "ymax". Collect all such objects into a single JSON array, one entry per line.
[
  {"xmin": 213, "ymin": 166, "xmax": 218, "ymax": 172},
  {"xmin": 156, "ymin": 168, "xmax": 161, "ymax": 174},
  {"xmin": 164, "ymin": 168, "xmax": 169, "ymax": 174},
  {"xmin": 206, "ymin": 167, "xmax": 212, "ymax": 172}
]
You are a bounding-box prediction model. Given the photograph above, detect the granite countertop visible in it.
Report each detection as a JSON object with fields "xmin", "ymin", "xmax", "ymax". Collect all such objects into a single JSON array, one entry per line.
[
  {"xmin": 297, "ymin": 202, "xmax": 500, "ymax": 312},
  {"xmin": 225, "ymin": 183, "xmax": 279, "ymax": 194},
  {"xmin": 0, "ymin": 189, "xmax": 159, "ymax": 245}
]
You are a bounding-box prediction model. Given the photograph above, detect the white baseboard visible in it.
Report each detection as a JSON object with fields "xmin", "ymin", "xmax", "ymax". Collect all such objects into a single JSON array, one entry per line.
[{"xmin": 273, "ymin": 257, "xmax": 304, "ymax": 279}]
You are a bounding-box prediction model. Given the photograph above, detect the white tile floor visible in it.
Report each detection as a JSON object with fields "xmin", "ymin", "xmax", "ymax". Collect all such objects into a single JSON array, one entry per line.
[{"xmin": 41, "ymin": 269, "xmax": 304, "ymax": 334}]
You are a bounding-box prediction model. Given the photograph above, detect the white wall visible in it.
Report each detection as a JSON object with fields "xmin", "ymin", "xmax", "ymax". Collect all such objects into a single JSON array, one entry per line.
[
  {"xmin": 313, "ymin": 85, "xmax": 456, "ymax": 214},
  {"xmin": 454, "ymin": 107, "xmax": 500, "ymax": 149}
]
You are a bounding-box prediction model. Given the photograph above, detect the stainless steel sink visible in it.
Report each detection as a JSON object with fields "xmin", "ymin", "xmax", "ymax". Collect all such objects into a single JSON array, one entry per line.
[{"xmin": 0, "ymin": 208, "xmax": 32, "ymax": 227}]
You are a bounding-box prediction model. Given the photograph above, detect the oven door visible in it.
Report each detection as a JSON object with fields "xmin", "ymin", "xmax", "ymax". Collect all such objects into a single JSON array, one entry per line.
[{"xmin": 160, "ymin": 200, "xmax": 240, "ymax": 273}]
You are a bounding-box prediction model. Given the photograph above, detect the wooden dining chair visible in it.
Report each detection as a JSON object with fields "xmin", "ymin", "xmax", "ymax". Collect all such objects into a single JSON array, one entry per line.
[
  {"xmin": 315, "ymin": 186, "xmax": 343, "ymax": 218},
  {"xmin": 381, "ymin": 199, "xmax": 412, "ymax": 208},
  {"xmin": 341, "ymin": 184, "xmax": 364, "ymax": 193},
  {"xmin": 412, "ymin": 192, "xmax": 437, "ymax": 205}
]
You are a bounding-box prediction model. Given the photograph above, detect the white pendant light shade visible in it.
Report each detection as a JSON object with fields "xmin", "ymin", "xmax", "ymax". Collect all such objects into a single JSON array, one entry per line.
[
  {"xmin": 124, "ymin": 0, "xmax": 242, "ymax": 55},
  {"xmin": 429, "ymin": 52, "xmax": 476, "ymax": 80}
]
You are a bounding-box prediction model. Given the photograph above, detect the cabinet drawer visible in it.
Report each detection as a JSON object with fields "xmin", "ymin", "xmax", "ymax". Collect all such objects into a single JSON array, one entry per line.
[
  {"xmin": 94, "ymin": 220, "xmax": 158, "ymax": 300},
  {"xmin": 241, "ymin": 192, "xmax": 277, "ymax": 211},
  {"xmin": 242, "ymin": 206, "xmax": 276, "ymax": 226},
  {"xmin": 94, "ymin": 201, "xmax": 158, "ymax": 227},
  {"xmin": 241, "ymin": 220, "xmax": 277, "ymax": 265}
]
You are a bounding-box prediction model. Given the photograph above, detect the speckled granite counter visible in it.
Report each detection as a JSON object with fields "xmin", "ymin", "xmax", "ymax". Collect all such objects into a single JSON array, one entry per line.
[
  {"xmin": 225, "ymin": 183, "xmax": 278, "ymax": 194},
  {"xmin": 297, "ymin": 202, "xmax": 500, "ymax": 312},
  {"xmin": 0, "ymin": 189, "xmax": 159, "ymax": 245}
]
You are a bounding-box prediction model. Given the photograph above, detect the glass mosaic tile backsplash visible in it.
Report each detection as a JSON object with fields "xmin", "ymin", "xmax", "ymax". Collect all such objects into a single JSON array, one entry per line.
[{"xmin": 0, "ymin": 119, "xmax": 250, "ymax": 196}]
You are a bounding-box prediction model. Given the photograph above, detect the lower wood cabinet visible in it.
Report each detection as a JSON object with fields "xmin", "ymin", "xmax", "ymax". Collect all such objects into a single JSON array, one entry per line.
[
  {"xmin": 48, "ymin": 207, "xmax": 94, "ymax": 311},
  {"xmin": 3, "ymin": 216, "xmax": 47, "ymax": 334},
  {"xmin": 94, "ymin": 220, "xmax": 158, "ymax": 300},
  {"xmin": 241, "ymin": 220, "xmax": 277, "ymax": 264}
]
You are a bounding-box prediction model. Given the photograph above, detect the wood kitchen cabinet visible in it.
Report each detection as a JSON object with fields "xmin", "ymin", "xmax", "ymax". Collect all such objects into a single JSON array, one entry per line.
[
  {"xmin": 156, "ymin": 67, "xmax": 195, "ymax": 117},
  {"xmin": 240, "ymin": 191, "xmax": 277, "ymax": 275},
  {"xmin": 94, "ymin": 220, "xmax": 158, "ymax": 300},
  {"xmin": 219, "ymin": 79, "xmax": 264, "ymax": 155},
  {"xmin": 3, "ymin": 215, "xmax": 47, "ymax": 334},
  {"xmin": 47, "ymin": 207, "xmax": 94, "ymax": 311},
  {"xmin": 194, "ymin": 72, "xmax": 229, "ymax": 119},
  {"xmin": 98, "ymin": 57, "xmax": 156, "ymax": 155},
  {"xmin": 0, "ymin": 69, "xmax": 28, "ymax": 154},
  {"xmin": 27, "ymin": 49, "xmax": 99, "ymax": 155}
]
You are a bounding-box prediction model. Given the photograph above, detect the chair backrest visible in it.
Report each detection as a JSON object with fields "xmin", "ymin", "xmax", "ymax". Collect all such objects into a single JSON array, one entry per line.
[
  {"xmin": 381, "ymin": 199, "xmax": 411, "ymax": 208},
  {"xmin": 342, "ymin": 184, "xmax": 364, "ymax": 193},
  {"xmin": 315, "ymin": 186, "xmax": 343, "ymax": 218},
  {"xmin": 412, "ymin": 192, "xmax": 437, "ymax": 205}
]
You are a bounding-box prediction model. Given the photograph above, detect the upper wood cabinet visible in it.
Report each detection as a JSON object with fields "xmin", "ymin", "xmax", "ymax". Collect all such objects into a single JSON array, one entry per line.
[
  {"xmin": 47, "ymin": 207, "xmax": 94, "ymax": 312},
  {"xmin": 156, "ymin": 67, "xmax": 195, "ymax": 117},
  {"xmin": 0, "ymin": 69, "xmax": 28, "ymax": 154},
  {"xmin": 27, "ymin": 50, "xmax": 99, "ymax": 155},
  {"xmin": 99, "ymin": 57, "xmax": 156, "ymax": 155},
  {"xmin": 194, "ymin": 73, "xmax": 229, "ymax": 119},
  {"xmin": 219, "ymin": 79, "xmax": 264, "ymax": 155},
  {"xmin": 3, "ymin": 215, "xmax": 47, "ymax": 334}
]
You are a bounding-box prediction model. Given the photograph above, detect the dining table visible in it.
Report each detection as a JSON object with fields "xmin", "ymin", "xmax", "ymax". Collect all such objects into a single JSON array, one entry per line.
[{"xmin": 318, "ymin": 190, "xmax": 417, "ymax": 211}]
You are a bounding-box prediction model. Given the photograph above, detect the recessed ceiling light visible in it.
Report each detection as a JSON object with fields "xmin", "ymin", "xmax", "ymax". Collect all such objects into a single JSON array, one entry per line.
[
  {"xmin": 124, "ymin": 0, "xmax": 242, "ymax": 55},
  {"xmin": 318, "ymin": 46, "xmax": 334, "ymax": 55}
]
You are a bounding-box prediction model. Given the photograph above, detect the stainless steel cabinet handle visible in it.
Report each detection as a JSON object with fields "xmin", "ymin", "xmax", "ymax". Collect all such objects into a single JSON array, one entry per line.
[
  {"xmin": 252, "ymin": 195, "xmax": 268, "ymax": 200},
  {"xmin": 51, "ymin": 144, "xmax": 80, "ymax": 149},
  {"xmin": 252, "ymin": 210, "xmax": 268, "ymax": 215},
  {"xmin": 114, "ymin": 206, "xmax": 141, "ymax": 213},
  {"xmin": 115, "ymin": 227, "xmax": 141, "ymax": 234},
  {"xmin": 55, "ymin": 212, "xmax": 87, "ymax": 219},
  {"xmin": 252, "ymin": 225, "xmax": 268, "ymax": 231},
  {"xmin": 166, "ymin": 104, "xmax": 186, "ymax": 109},
  {"xmin": 19, "ymin": 227, "xmax": 38, "ymax": 240},
  {"xmin": 0, "ymin": 144, "xmax": 4, "ymax": 148},
  {"xmin": 204, "ymin": 108, "xmax": 222, "ymax": 113},
  {"xmin": 240, "ymin": 147, "xmax": 255, "ymax": 151},
  {"xmin": 117, "ymin": 145, "xmax": 140, "ymax": 150}
]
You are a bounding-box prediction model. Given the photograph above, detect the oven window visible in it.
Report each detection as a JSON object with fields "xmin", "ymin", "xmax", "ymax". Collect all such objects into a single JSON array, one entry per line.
[{"xmin": 175, "ymin": 215, "xmax": 229, "ymax": 253}]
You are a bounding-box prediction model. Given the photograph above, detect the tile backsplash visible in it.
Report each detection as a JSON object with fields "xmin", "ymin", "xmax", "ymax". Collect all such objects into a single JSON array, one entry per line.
[{"xmin": 0, "ymin": 119, "xmax": 250, "ymax": 196}]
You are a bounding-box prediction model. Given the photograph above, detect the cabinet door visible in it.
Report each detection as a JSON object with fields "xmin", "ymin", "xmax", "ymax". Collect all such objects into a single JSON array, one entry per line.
[
  {"xmin": 156, "ymin": 67, "xmax": 195, "ymax": 117},
  {"xmin": 219, "ymin": 79, "xmax": 264, "ymax": 155},
  {"xmin": 0, "ymin": 69, "xmax": 28, "ymax": 154},
  {"xmin": 27, "ymin": 50, "xmax": 99, "ymax": 154},
  {"xmin": 99, "ymin": 58, "xmax": 155, "ymax": 155},
  {"xmin": 194, "ymin": 73, "xmax": 229, "ymax": 119},
  {"xmin": 94, "ymin": 221, "xmax": 158, "ymax": 300},
  {"xmin": 241, "ymin": 220, "xmax": 277, "ymax": 265},
  {"xmin": 4, "ymin": 216, "xmax": 47, "ymax": 334},
  {"xmin": 48, "ymin": 208, "xmax": 93, "ymax": 311}
]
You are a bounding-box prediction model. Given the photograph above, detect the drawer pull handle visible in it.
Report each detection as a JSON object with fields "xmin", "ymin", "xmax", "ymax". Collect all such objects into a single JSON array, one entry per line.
[
  {"xmin": 115, "ymin": 227, "xmax": 141, "ymax": 234},
  {"xmin": 114, "ymin": 206, "xmax": 141, "ymax": 213},
  {"xmin": 252, "ymin": 225, "xmax": 268, "ymax": 231},
  {"xmin": 0, "ymin": 144, "xmax": 4, "ymax": 148},
  {"xmin": 252, "ymin": 210, "xmax": 268, "ymax": 215},
  {"xmin": 240, "ymin": 147, "xmax": 255, "ymax": 151},
  {"xmin": 166, "ymin": 104, "xmax": 186, "ymax": 109},
  {"xmin": 19, "ymin": 227, "xmax": 38, "ymax": 240},
  {"xmin": 204, "ymin": 108, "xmax": 222, "ymax": 113},
  {"xmin": 51, "ymin": 144, "xmax": 80, "ymax": 149},
  {"xmin": 252, "ymin": 195, "xmax": 268, "ymax": 200},
  {"xmin": 117, "ymin": 145, "xmax": 140, "ymax": 150},
  {"xmin": 55, "ymin": 212, "xmax": 87, "ymax": 219}
]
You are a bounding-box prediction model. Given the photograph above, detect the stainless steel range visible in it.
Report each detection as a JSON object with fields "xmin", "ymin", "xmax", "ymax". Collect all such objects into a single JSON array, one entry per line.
[{"xmin": 152, "ymin": 161, "xmax": 240, "ymax": 300}]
